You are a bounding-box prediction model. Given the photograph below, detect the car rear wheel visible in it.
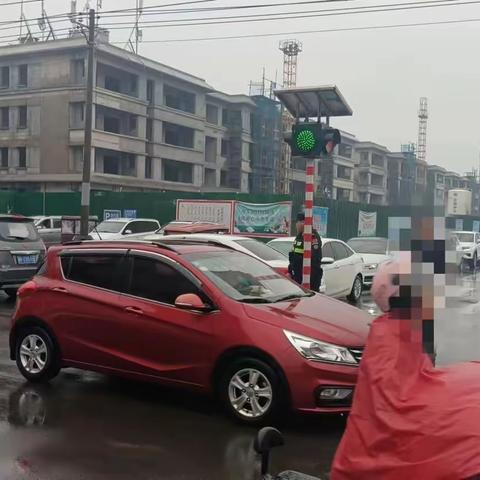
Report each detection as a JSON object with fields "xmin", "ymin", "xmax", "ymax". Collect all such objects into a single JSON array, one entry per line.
[
  {"xmin": 15, "ymin": 327, "xmax": 60, "ymax": 383},
  {"xmin": 220, "ymin": 358, "xmax": 284, "ymax": 425},
  {"xmin": 347, "ymin": 275, "xmax": 362, "ymax": 303},
  {"xmin": 4, "ymin": 288, "xmax": 18, "ymax": 298}
]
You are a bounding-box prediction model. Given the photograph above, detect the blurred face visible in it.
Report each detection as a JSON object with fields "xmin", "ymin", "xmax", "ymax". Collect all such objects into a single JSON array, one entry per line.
[{"xmin": 296, "ymin": 220, "xmax": 304, "ymax": 234}]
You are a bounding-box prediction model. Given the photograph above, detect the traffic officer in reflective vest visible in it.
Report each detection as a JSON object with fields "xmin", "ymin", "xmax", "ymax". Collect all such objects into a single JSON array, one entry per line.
[{"xmin": 288, "ymin": 212, "xmax": 323, "ymax": 292}]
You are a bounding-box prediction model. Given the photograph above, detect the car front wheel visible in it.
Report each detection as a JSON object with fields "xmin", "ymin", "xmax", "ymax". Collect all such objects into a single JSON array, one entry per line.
[
  {"xmin": 220, "ymin": 358, "xmax": 284, "ymax": 425},
  {"xmin": 347, "ymin": 275, "xmax": 362, "ymax": 303},
  {"xmin": 15, "ymin": 327, "xmax": 60, "ymax": 383}
]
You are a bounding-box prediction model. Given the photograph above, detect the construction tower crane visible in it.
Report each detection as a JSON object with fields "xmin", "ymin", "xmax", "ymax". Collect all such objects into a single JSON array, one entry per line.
[
  {"xmin": 277, "ymin": 39, "xmax": 302, "ymax": 194},
  {"xmin": 417, "ymin": 97, "xmax": 428, "ymax": 163}
]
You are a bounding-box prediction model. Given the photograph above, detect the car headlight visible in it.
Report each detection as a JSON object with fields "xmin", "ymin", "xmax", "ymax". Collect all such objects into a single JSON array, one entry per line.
[
  {"xmin": 284, "ymin": 330, "xmax": 357, "ymax": 365},
  {"xmin": 364, "ymin": 263, "xmax": 378, "ymax": 270}
]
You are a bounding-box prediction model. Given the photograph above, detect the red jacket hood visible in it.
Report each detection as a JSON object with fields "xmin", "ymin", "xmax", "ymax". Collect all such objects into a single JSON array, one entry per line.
[{"xmin": 243, "ymin": 294, "xmax": 370, "ymax": 347}]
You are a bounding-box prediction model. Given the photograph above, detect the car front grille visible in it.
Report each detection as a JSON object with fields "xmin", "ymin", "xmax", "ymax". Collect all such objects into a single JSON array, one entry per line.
[{"xmin": 349, "ymin": 347, "xmax": 364, "ymax": 364}]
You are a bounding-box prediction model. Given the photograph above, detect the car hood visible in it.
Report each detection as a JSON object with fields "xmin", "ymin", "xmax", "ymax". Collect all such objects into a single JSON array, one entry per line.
[
  {"xmin": 459, "ymin": 242, "xmax": 474, "ymax": 249},
  {"xmin": 361, "ymin": 253, "xmax": 390, "ymax": 265},
  {"xmin": 243, "ymin": 294, "xmax": 370, "ymax": 347},
  {"xmin": 89, "ymin": 232, "xmax": 119, "ymax": 240}
]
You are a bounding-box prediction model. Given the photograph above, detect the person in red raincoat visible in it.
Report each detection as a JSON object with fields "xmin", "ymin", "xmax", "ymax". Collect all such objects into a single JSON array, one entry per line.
[{"xmin": 330, "ymin": 256, "xmax": 480, "ymax": 480}]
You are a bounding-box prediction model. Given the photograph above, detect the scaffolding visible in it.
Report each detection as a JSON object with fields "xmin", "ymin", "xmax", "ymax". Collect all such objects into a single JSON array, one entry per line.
[{"xmin": 417, "ymin": 97, "xmax": 428, "ymax": 164}]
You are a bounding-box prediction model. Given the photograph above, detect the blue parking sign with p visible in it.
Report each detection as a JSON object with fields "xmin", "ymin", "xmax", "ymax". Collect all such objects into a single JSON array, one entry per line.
[{"xmin": 104, "ymin": 209, "xmax": 122, "ymax": 221}]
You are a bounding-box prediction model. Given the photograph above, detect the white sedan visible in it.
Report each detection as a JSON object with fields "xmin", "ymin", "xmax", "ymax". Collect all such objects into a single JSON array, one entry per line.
[
  {"xmin": 267, "ymin": 237, "xmax": 364, "ymax": 302},
  {"xmin": 143, "ymin": 233, "xmax": 290, "ymax": 275},
  {"xmin": 89, "ymin": 218, "xmax": 161, "ymax": 240}
]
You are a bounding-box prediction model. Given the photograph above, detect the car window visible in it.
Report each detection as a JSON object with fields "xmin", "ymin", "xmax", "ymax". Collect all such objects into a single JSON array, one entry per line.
[
  {"xmin": 53, "ymin": 219, "xmax": 62, "ymax": 229},
  {"xmin": 456, "ymin": 232, "xmax": 474, "ymax": 243},
  {"xmin": 347, "ymin": 238, "xmax": 388, "ymax": 254},
  {"xmin": 37, "ymin": 219, "xmax": 50, "ymax": 229},
  {"xmin": 267, "ymin": 240, "xmax": 292, "ymax": 258},
  {"xmin": 342, "ymin": 243, "xmax": 354, "ymax": 258},
  {"xmin": 234, "ymin": 239, "xmax": 287, "ymax": 261},
  {"xmin": 332, "ymin": 242, "xmax": 349, "ymax": 261},
  {"xmin": 0, "ymin": 220, "xmax": 39, "ymax": 241},
  {"xmin": 96, "ymin": 221, "xmax": 126, "ymax": 234},
  {"xmin": 128, "ymin": 256, "xmax": 201, "ymax": 305},
  {"xmin": 322, "ymin": 242, "xmax": 334, "ymax": 260},
  {"xmin": 61, "ymin": 254, "xmax": 125, "ymax": 291},
  {"xmin": 127, "ymin": 221, "xmax": 158, "ymax": 234}
]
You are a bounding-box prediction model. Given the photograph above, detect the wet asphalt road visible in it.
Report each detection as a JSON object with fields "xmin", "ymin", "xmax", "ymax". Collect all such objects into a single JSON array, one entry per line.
[{"xmin": 0, "ymin": 273, "xmax": 479, "ymax": 480}]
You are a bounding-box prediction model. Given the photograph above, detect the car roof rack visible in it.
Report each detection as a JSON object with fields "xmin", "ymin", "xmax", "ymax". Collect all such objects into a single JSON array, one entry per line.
[
  {"xmin": 61, "ymin": 239, "xmax": 178, "ymax": 252},
  {"xmin": 156, "ymin": 237, "xmax": 236, "ymax": 250}
]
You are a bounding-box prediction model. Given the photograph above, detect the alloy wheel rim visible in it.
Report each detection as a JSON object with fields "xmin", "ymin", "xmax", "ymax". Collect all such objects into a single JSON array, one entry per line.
[
  {"xmin": 228, "ymin": 368, "xmax": 273, "ymax": 418},
  {"xmin": 20, "ymin": 335, "xmax": 48, "ymax": 374}
]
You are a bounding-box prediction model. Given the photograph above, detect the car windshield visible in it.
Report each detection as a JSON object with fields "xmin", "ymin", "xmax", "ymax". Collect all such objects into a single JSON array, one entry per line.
[
  {"xmin": 96, "ymin": 221, "xmax": 127, "ymax": 233},
  {"xmin": 0, "ymin": 220, "xmax": 39, "ymax": 241},
  {"xmin": 185, "ymin": 251, "xmax": 311, "ymax": 303},
  {"xmin": 267, "ymin": 240, "xmax": 292, "ymax": 258},
  {"xmin": 234, "ymin": 239, "xmax": 287, "ymax": 261},
  {"xmin": 456, "ymin": 232, "xmax": 474, "ymax": 243},
  {"xmin": 347, "ymin": 238, "xmax": 388, "ymax": 254}
]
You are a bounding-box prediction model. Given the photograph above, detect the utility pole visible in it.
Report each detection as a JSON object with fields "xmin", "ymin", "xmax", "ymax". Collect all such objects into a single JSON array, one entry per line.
[{"xmin": 80, "ymin": 8, "xmax": 95, "ymax": 238}]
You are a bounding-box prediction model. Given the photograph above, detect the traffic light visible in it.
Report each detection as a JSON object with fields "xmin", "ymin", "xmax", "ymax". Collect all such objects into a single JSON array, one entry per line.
[{"xmin": 288, "ymin": 123, "xmax": 341, "ymax": 158}]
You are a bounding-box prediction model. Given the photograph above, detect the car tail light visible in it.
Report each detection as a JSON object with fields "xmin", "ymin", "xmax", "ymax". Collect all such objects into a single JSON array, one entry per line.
[{"xmin": 17, "ymin": 281, "xmax": 37, "ymax": 298}]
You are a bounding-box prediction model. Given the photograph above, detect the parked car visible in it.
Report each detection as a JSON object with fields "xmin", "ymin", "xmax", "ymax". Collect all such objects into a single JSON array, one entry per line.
[
  {"xmin": 89, "ymin": 218, "xmax": 160, "ymax": 240},
  {"xmin": 450, "ymin": 233, "xmax": 465, "ymax": 272},
  {"xmin": 158, "ymin": 221, "xmax": 230, "ymax": 236},
  {"xmin": 454, "ymin": 231, "xmax": 480, "ymax": 267},
  {"xmin": 267, "ymin": 237, "xmax": 364, "ymax": 302},
  {"xmin": 31, "ymin": 215, "xmax": 62, "ymax": 248},
  {"xmin": 10, "ymin": 240, "xmax": 369, "ymax": 424},
  {"xmin": 144, "ymin": 233, "xmax": 290, "ymax": 275},
  {"xmin": 347, "ymin": 237, "xmax": 390, "ymax": 288},
  {"xmin": 0, "ymin": 215, "xmax": 46, "ymax": 298}
]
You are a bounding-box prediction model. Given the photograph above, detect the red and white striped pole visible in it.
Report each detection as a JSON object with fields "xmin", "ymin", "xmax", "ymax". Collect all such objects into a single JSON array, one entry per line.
[{"xmin": 302, "ymin": 159, "xmax": 315, "ymax": 290}]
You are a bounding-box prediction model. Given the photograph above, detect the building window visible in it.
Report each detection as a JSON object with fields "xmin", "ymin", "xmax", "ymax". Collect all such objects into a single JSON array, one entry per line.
[
  {"xmin": 338, "ymin": 144, "xmax": 352, "ymax": 158},
  {"xmin": 18, "ymin": 106, "xmax": 27, "ymax": 129},
  {"xmin": 336, "ymin": 165, "xmax": 352, "ymax": 180},
  {"xmin": 220, "ymin": 170, "xmax": 228, "ymax": 186},
  {"xmin": 71, "ymin": 146, "xmax": 83, "ymax": 172},
  {"xmin": 17, "ymin": 64, "xmax": 28, "ymax": 87},
  {"xmin": 163, "ymin": 84, "xmax": 195, "ymax": 114},
  {"xmin": 0, "ymin": 107, "xmax": 9, "ymax": 129},
  {"xmin": 129, "ymin": 115, "xmax": 137, "ymax": 136},
  {"xmin": 17, "ymin": 147, "xmax": 26, "ymax": 168},
  {"xmin": 371, "ymin": 173, "xmax": 384, "ymax": 187},
  {"xmin": 221, "ymin": 139, "xmax": 229, "ymax": 156},
  {"xmin": 0, "ymin": 66, "xmax": 9, "ymax": 89},
  {"xmin": 360, "ymin": 151, "xmax": 369, "ymax": 166},
  {"xmin": 145, "ymin": 156, "xmax": 152, "ymax": 179},
  {"xmin": 0, "ymin": 147, "xmax": 7, "ymax": 168},
  {"xmin": 206, "ymin": 104, "xmax": 218, "ymax": 124},
  {"xmin": 436, "ymin": 173, "xmax": 444, "ymax": 184},
  {"xmin": 336, "ymin": 187, "xmax": 351, "ymax": 201},
  {"xmin": 70, "ymin": 102, "xmax": 84, "ymax": 129},
  {"xmin": 105, "ymin": 75, "xmax": 121, "ymax": 93},
  {"xmin": 205, "ymin": 136, "xmax": 217, "ymax": 163},
  {"xmin": 71, "ymin": 59, "xmax": 85, "ymax": 83},
  {"xmin": 371, "ymin": 153, "xmax": 384, "ymax": 168},
  {"xmin": 146, "ymin": 80, "xmax": 155, "ymax": 104},
  {"xmin": 163, "ymin": 122, "xmax": 194, "ymax": 149},
  {"xmin": 163, "ymin": 158, "xmax": 193, "ymax": 183}
]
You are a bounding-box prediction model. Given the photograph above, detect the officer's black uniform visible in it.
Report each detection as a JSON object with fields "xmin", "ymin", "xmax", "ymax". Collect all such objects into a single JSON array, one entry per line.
[{"xmin": 288, "ymin": 213, "xmax": 323, "ymax": 292}]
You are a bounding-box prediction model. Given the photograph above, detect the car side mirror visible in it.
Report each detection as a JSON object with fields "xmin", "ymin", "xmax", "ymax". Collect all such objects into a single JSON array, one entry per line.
[
  {"xmin": 175, "ymin": 293, "xmax": 212, "ymax": 312},
  {"xmin": 254, "ymin": 427, "xmax": 284, "ymax": 476},
  {"xmin": 321, "ymin": 256, "xmax": 334, "ymax": 265},
  {"xmin": 123, "ymin": 229, "xmax": 133, "ymax": 235}
]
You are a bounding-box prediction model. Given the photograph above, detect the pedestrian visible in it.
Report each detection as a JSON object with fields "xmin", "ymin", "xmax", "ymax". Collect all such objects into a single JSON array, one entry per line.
[
  {"xmin": 330, "ymin": 256, "xmax": 480, "ymax": 480},
  {"xmin": 288, "ymin": 212, "xmax": 323, "ymax": 291}
]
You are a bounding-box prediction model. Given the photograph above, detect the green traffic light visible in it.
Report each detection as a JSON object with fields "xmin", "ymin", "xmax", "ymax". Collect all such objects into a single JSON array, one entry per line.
[{"xmin": 295, "ymin": 129, "xmax": 316, "ymax": 153}]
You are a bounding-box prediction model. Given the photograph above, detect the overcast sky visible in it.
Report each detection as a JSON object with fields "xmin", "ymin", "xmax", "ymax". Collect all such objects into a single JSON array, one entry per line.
[{"xmin": 4, "ymin": 0, "xmax": 480, "ymax": 174}]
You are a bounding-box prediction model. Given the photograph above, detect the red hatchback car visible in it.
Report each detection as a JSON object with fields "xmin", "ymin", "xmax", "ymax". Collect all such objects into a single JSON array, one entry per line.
[{"xmin": 10, "ymin": 240, "xmax": 369, "ymax": 424}]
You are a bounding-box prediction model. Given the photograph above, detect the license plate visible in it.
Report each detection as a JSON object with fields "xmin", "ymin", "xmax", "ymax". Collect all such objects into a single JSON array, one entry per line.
[{"xmin": 16, "ymin": 255, "xmax": 38, "ymax": 265}]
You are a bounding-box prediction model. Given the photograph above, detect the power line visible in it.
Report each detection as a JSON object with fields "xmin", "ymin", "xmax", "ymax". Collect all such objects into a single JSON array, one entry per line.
[
  {"xmin": 101, "ymin": 0, "xmax": 480, "ymax": 29},
  {"xmin": 114, "ymin": 16, "xmax": 480, "ymax": 43}
]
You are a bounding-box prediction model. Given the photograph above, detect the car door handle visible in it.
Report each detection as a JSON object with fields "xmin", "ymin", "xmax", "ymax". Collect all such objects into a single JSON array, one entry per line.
[
  {"xmin": 125, "ymin": 306, "xmax": 144, "ymax": 315},
  {"xmin": 53, "ymin": 287, "xmax": 68, "ymax": 293}
]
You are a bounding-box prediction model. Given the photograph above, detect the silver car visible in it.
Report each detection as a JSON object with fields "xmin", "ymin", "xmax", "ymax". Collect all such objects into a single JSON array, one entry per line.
[{"xmin": 0, "ymin": 215, "xmax": 46, "ymax": 298}]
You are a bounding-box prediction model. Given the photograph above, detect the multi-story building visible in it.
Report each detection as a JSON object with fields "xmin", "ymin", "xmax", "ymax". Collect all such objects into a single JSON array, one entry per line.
[
  {"xmin": 248, "ymin": 95, "xmax": 282, "ymax": 194},
  {"xmin": 353, "ymin": 141, "xmax": 388, "ymax": 205},
  {"xmin": 0, "ymin": 35, "xmax": 255, "ymax": 192},
  {"xmin": 426, "ymin": 164, "xmax": 447, "ymax": 206}
]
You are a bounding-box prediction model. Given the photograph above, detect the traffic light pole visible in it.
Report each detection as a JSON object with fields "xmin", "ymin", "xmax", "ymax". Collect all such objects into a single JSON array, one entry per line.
[{"xmin": 302, "ymin": 159, "xmax": 315, "ymax": 290}]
